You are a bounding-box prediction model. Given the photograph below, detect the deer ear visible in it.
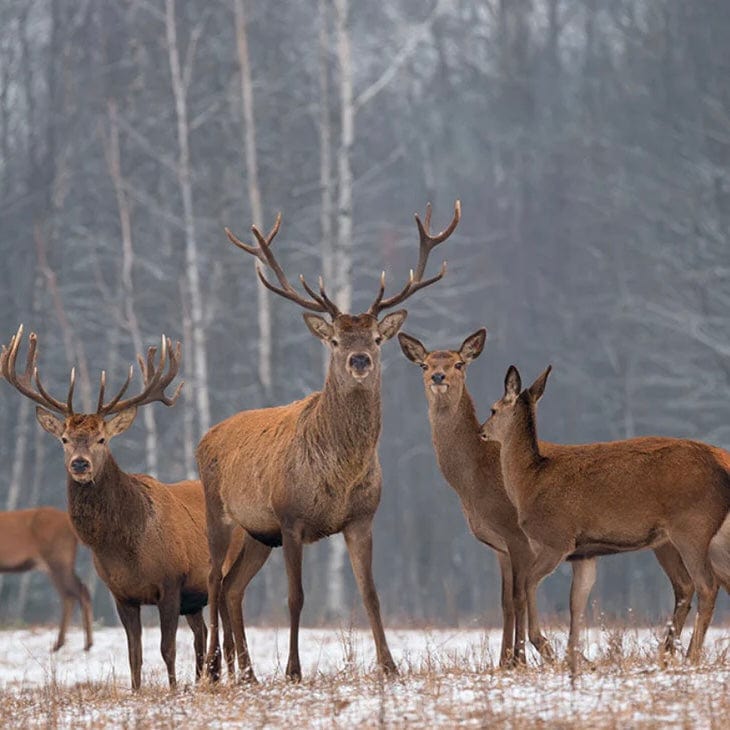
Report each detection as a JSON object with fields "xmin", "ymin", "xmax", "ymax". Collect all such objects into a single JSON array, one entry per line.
[
  {"xmin": 377, "ymin": 310, "xmax": 407, "ymax": 341},
  {"xmin": 36, "ymin": 407, "xmax": 64, "ymax": 438},
  {"xmin": 302, "ymin": 313, "xmax": 334, "ymax": 341},
  {"xmin": 106, "ymin": 407, "xmax": 138, "ymax": 438},
  {"xmin": 459, "ymin": 328, "xmax": 487, "ymax": 362},
  {"xmin": 504, "ymin": 366, "xmax": 522, "ymax": 400},
  {"xmin": 528, "ymin": 365, "xmax": 552, "ymax": 402},
  {"xmin": 397, "ymin": 332, "xmax": 428, "ymax": 365}
]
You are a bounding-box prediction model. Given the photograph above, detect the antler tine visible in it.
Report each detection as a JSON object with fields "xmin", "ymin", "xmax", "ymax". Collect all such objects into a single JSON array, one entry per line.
[
  {"xmin": 367, "ymin": 201, "xmax": 459, "ymax": 316},
  {"xmin": 413, "ymin": 199, "xmax": 461, "ymax": 280},
  {"xmin": 98, "ymin": 336, "xmax": 183, "ymax": 415},
  {"xmin": 298, "ymin": 275, "xmax": 340, "ymax": 318},
  {"xmin": 0, "ymin": 325, "xmax": 73, "ymax": 415},
  {"xmin": 229, "ymin": 213, "xmax": 340, "ymax": 318}
]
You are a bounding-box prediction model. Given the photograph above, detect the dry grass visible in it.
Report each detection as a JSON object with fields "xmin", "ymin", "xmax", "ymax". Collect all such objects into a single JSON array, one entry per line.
[{"xmin": 1, "ymin": 625, "xmax": 730, "ymax": 728}]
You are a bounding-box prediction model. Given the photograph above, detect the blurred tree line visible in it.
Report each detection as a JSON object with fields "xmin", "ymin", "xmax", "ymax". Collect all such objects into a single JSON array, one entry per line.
[{"xmin": 0, "ymin": 0, "xmax": 728, "ymax": 629}]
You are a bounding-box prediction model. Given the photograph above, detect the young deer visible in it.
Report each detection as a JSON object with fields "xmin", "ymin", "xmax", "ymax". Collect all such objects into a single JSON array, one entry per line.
[
  {"xmin": 480, "ymin": 365, "xmax": 730, "ymax": 671},
  {"xmin": 0, "ymin": 506, "xmax": 93, "ymax": 652},
  {"xmin": 0, "ymin": 326, "xmax": 241, "ymax": 690},
  {"xmin": 199, "ymin": 202, "xmax": 460, "ymax": 682},
  {"xmin": 398, "ymin": 331, "xmax": 694, "ymax": 667}
]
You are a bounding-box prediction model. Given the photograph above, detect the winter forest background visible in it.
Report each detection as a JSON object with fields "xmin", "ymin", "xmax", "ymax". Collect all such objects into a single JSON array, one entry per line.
[{"xmin": 1, "ymin": 0, "xmax": 729, "ymax": 629}]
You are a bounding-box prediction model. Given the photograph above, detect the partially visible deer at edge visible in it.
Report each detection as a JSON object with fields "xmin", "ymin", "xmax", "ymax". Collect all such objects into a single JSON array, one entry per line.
[
  {"xmin": 480, "ymin": 364, "xmax": 730, "ymax": 673},
  {"xmin": 0, "ymin": 506, "xmax": 93, "ymax": 652},
  {"xmin": 398, "ymin": 330, "xmax": 696, "ymax": 667},
  {"xmin": 199, "ymin": 202, "xmax": 461, "ymax": 682},
  {"xmin": 0, "ymin": 327, "xmax": 242, "ymax": 690}
]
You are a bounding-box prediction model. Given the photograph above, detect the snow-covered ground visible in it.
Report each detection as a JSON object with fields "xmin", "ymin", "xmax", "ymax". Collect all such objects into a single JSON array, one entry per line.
[{"xmin": 1, "ymin": 623, "xmax": 729, "ymax": 727}]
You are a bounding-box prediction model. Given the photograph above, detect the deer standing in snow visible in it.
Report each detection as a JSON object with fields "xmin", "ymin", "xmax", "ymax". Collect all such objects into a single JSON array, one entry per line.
[
  {"xmin": 0, "ymin": 506, "xmax": 93, "ymax": 652},
  {"xmin": 1, "ymin": 326, "xmax": 242, "ymax": 689},
  {"xmin": 199, "ymin": 203, "xmax": 460, "ymax": 681},
  {"xmin": 398, "ymin": 330, "xmax": 695, "ymax": 666},
  {"xmin": 480, "ymin": 364, "xmax": 730, "ymax": 672}
]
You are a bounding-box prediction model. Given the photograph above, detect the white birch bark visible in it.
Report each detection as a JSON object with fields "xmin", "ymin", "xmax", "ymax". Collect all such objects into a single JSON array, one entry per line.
[
  {"xmin": 233, "ymin": 0, "xmax": 271, "ymax": 400},
  {"xmin": 165, "ymin": 0, "xmax": 211, "ymax": 436},
  {"xmin": 104, "ymin": 99, "xmax": 159, "ymax": 477},
  {"xmin": 327, "ymin": 0, "xmax": 354, "ymax": 618}
]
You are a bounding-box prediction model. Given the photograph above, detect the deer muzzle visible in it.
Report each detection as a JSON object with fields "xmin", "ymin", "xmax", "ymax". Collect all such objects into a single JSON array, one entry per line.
[{"xmin": 348, "ymin": 353, "xmax": 373, "ymax": 380}]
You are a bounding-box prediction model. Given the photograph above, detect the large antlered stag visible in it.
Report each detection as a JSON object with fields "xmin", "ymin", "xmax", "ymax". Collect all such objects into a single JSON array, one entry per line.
[
  {"xmin": 398, "ymin": 331, "xmax": 695, "ymax": 667},
  {"xmin": 479, "ymin": 365, "xmax": 730, "ymax": 672},
  {"xmin": 0, "ymin": 506, "xmax": 93, "ymax": 652},
  {"xmin": 199, "ymin": 202, "xmax": 460, "ymax": 682},
  {"xmin": 0, "ymin": 327, "xmax": 241, "ymax": 690}
]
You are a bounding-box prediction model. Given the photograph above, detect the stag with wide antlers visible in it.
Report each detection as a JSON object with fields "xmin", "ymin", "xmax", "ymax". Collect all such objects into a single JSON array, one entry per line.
[
  {"xmin": 199, "ymin": 202, "xmax": 460, "ymax": 682},
  {"xmin": 480, "ymin": 365, "xmax": 730, "ymax": 673},
  {"xmin": 0, "ymin": 326, "xmax": 242, "ymax": 690},
  {"xmin": 398, "ymin": 330, "xmax": 695, "ymax": 667}
]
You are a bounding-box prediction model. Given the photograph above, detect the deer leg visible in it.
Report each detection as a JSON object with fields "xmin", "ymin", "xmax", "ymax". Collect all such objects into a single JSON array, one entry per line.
[
  {"xmin": 343, "ymin": 518, "xmax": 397, "ymax": 675},
  {"xmin": 282, "ymin": 524, "xmax": 305, "ymax": 681},
  {"xmin": 495, "ymin": 551, "xmax": 516, "ymax": 667},
  {"xmin": 115, "ymin": 599, "xmax": 143, "ymax": 690},
  {"xmin": 204, "ymin": 518, "xmax": 233, "ymax": 682},
  {"xmin": 567, "ymin": 557, "xmax": 597, "ymax": 676},
  {"xmin": 526, "ymin": 566, "xmax": 555, "ymax": 663},
  {"xmin": 510, "ymin": 546, "xmax": 539, "ymax": 667},
  {"xmin": 223, "ymin": 534, "xmax": 271, "ymax": 683},
  {"xmin": 158, "ymin": 587, "xmax": 182, "ymax": 689},
  {"xmin": 185, "ymin": 611, "xmax": 207, "ymax": 681},
  {"xmin": 76, "ymin": 577, "xmax": 94, "ymax": 651},
  {"xmin": 47, "ymin": 565, "xmax": 74, "ymax": 652},
  {"xmin": 652, "ymin": 543, "xmax": 693, "ymax": 656},
  {"xmin": 673, "ymin": 538, "xmax": 718, "ymax": 663},
  {"xmin": 219, "ymin": 587, "xmax": 236, "ymax": 678}
]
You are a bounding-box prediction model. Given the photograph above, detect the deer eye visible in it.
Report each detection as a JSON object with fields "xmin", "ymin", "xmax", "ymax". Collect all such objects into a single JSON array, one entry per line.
[
  {"xmin": 61, "ymin": 437, "xmax": 69, "ymax": 444},
  {"xmin": 97, "ymin": 438, "xmax": 106, "ymax": 445},
  {"xmin": 454, "ymin": 362, "xmax": 465, "ymax": 370},
  {"xmin": 374, "ymin": 335, "xmax": 383, "ymax": 346},
  {"xmin": 330, "ymin": 339, "xmax": 339, "ymax": 348},
  {"xmin": 420, "ymin": 363, "xmax": 428, "ymax": 371},
  {"xmin": 490, "ymin": 408, "xmax": 497, "ymax": 415}
]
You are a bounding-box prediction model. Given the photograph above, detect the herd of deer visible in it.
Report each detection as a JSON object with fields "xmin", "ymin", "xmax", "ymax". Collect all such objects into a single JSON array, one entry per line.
[{"xmin": 1, "ymin": 202, "xmax": 729, "ymax": 689}]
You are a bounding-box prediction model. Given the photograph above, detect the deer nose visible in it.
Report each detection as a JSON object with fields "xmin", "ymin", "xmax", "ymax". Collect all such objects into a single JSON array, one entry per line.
[
  {"xmin": 349, "ymin": 353, "xmax": 372, "ymax": 372},
  {"xmin": 70, "ymin": 458, "xmax": 91, "ymax": 474},
  {"xmin": 431, "ymin": 372, "xmax": 446, "ymax": 384}
]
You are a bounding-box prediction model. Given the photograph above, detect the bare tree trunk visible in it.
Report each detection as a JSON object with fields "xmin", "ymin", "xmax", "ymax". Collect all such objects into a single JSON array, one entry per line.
[
  {"xmin": 318, "ymin": 0, "xmax": 334, "ymax": 376},
  {"xmin": 179, "ymin": 277, "xmax": 197, "ymax": 479},
  {"xmin": 103, "ymin": 98, "xmax": 159, "ymax": 477},
  {"xmin": 233, "ymin": 0, "xmax": 272, "ymax": 401},
  {"xmin": 165, "ymin": 0, "xmax": 211, "ymax": 436},
  {"xmin": 327, "ymin": 0, "xmax": 354, "ymax": 618}
]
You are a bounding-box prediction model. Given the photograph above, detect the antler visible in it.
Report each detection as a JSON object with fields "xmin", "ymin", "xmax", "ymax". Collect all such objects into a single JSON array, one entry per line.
[
  {"xmin": 226, "ymin": 214, "xmax": 340, "ymax": 318},
  {"xmin": 96, "ymin": 335, "xmax": 184, "ymax": 416},
  {"xmin": 367, "ymin": 200, "xmax": 461, "ymax": 316},
  {"xmin": 0, "ymin": 325, "xmax": 75, "ymax": 415}
]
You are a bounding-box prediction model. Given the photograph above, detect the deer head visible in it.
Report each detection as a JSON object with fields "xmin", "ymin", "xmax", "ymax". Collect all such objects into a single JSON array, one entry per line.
[
  {"xmin": 398, "ymin": 329, "xmax": 486, "ymax": 409},
  {"xmin": 1, "ymin": 325, "xmax": 183, "ymax": 484},
  {"xmin": 225, "ymin": 202, "xmax": 461, "ymax": 390},
  {"xmin": 479, "ymin": 365, "xmax": 552, "ymax": 445}
]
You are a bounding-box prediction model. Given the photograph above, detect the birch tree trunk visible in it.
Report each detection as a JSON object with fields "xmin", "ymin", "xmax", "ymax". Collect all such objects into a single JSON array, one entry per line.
[
  {"xmin": 327, "ymin": 0, "xmax": 354, "ymax": 618},
  {"xmin": 318, "ymin": 0, "xmax": 334, "ymax": 375},
  {"xmin": 233, "ymin": 0, "xmax": 272, "ymax": 402},
  {"xmin": 104, "ymin": 98, "xmax": 159, "ymax": 477},
  {"xmin": 180, "ymin": 277, "xmax": 197, "ymax": 479},
  {"xmin": 165, "ymin": 0, "xmax": 211, "ymax": 437}
]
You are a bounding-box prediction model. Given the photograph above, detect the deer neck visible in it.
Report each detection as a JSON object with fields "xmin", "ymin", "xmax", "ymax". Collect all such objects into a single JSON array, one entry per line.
[
  {"xmin": 498, "ymin": 404, "xmax": 543, "ymax": 511},
  {"xmin": 304, "ymin": 368, "xmax": 382, "ymax": 483},
  {"xmin": 66, "ymin": 456, "xmax": 151, "ymax": 553},
  {"xmin": 428, "ymin": 388, "xmax": 501, "ymax": 494}
]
